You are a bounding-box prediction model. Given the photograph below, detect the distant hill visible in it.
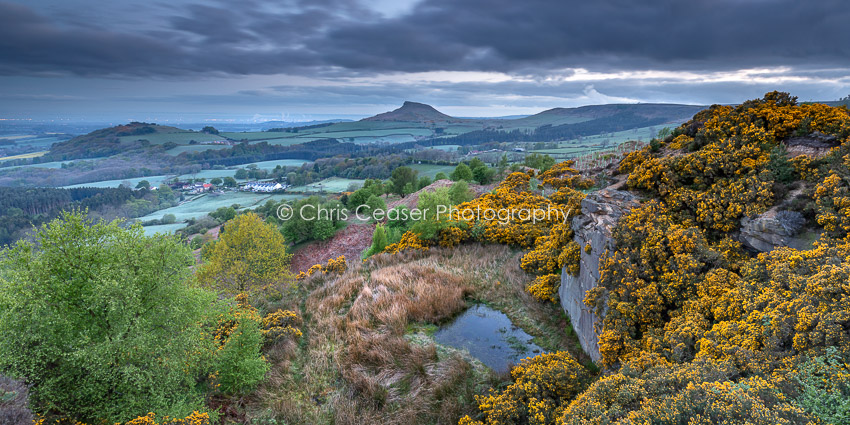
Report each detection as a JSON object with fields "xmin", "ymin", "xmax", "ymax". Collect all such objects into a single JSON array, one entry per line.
[
  {"xmin": 363, "ymin": 101, "xmax": 703, "ymax": 128},
  {"xmin": 43, "ymin": 122, "xmax": 220, "ymax": 161},
  {"xmin": 526, "ymin": 103, "xmax": 703, "ymax": 121},
  {"xmin": 362, "ymin": 101, "xmax": 456, "ymax": 122}
]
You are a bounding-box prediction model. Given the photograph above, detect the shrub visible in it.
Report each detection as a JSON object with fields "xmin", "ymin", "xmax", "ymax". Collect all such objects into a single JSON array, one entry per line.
[
  {"xmin": 460, "ymin": 352, "xmax": 590, "ymax": 425},
  {"xmin": 451, "ymin": 163, "xmax": 473, "ymax": 181},
  {"xmin": 0, "ymin": 212, "xmax": 228, "ymax": 422},
  {"xmin": 792, "ymin": 348, "xmax": 850, "ymax": 424}
]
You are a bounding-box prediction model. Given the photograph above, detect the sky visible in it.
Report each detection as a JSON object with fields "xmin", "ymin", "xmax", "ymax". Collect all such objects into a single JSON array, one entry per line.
[{"xmin": 0, "ymin": 0, "xmax": 849, "ymax": 122}]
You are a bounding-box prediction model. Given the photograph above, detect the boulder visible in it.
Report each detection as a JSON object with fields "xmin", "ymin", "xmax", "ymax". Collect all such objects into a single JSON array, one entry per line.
[
  {"xmin": 559, "ymin": 189, "xmax": 639, "ymax": 363},
  {"xmin": 739, "ymin": 210, "xmax": 811, "ymax": 252}
]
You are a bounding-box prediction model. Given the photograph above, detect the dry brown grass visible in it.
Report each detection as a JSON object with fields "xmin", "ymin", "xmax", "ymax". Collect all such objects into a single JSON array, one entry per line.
[{"xmin": 247, "ymin": 242, "xmax": 589, "ymax": 424}]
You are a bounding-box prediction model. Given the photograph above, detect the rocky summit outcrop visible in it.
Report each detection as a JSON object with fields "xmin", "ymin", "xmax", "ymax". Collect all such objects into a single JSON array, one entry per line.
[
  {"xmin": 739, "ymin": 210, "xmax": 811, "ymax": 253},
  {"xmin": 560, "ymin": 189, "xmax": 639, "ymax": 363}
]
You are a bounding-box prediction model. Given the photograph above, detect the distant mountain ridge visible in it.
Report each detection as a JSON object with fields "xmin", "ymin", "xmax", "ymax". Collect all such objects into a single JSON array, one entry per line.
[{"xmin": 363, "ymin": 101, "xmax": 704, "ymax": 125}]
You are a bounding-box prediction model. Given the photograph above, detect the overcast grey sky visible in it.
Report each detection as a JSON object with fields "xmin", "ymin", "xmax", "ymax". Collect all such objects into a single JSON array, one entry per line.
[{"xmin": 1, "ymin": 0, "xmax": 849, "ymax": 122}]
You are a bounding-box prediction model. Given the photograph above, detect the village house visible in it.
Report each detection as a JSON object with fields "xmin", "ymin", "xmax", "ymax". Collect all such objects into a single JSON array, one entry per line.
[{"xmin": 242, "ymin": 181, "xmax": 285, "ymax": 193}]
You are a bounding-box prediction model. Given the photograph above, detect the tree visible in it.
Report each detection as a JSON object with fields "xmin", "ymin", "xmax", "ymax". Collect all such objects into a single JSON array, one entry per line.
[
  {"xmin": 418, "ymin": 176, "xmax": 432, "ymax": 190},
  {"xmin": 201, "ymin": 126, "xmax": 219, "ymax": 135},
  {"xmin": 435, "ymin": 172, "xmax": 449, "ymax": 180},
  {"xmin": 449, "ymin": 180, "xmax": 474, "ymax": 204},
  {"xmin": 161, "ymin": 213, "xmax": 176, "ymax": 224},
  {"xmin": 472, "ymin": 164, "xmax": 496, "ymax": 184},
  {"xmin": 209, "ymin": 206, "xmax": 236, "ymax": 222},
  {"xmin": 391, "ymin": 166, "xmax": 418, "ymax": 197},
  {"xmin": 498, "ymin": 154, "xmax": 509, "ymax": 174},
  {"xmin": 0, "ymin": 212, "xmax": 265, "ymax": 422},
  {"xmin": 197, "ymin": 212, "xmax": 293, "ymax": 294},
  {"xmin": 410, "ymin": 188, "xmax": 454, "ymax": 239},
  {"xmin": 363, "ymin": 179, "xmax": 385, "ymax": 196},
  {"xmin": 347, "ymin": 188, "xmax": 373, "ymax": 210},
  {"xmin": 210, "ymin": 177, "xmax": 223, "ymax": 186},
  {"xmin": 364, "ymin": 224, "xmax": 388, "ymax": 257},
  {"xmin": 450, "ymin": 163, "xmax": 473, "ymax": 181},
  {"xmin": 311, "ymin": 218, "xmax": 336, "ymax": 241},
  {"xmin": 523, "ymin": 153, "xmax": 556, "ymax": 171},
  {"xmin": 222, "ymin": 176, "xmax": 238, "ymax": 187},
  {"xmin": 365, "ymin": 194, "xmax": 387, "ymax": 220},
  {"xmin": 135, "ymin": 180, "xmax": 151, "ymax": 189},
  {"xmin": 235, "ymin": 168, "xmax": 248, "ymax": 180}
]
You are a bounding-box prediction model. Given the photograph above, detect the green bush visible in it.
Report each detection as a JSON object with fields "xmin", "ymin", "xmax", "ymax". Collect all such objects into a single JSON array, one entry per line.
[
  {"xmin": 0, "ymin": 212, "xmax": 256, "ymax": 422},
  {"xmin": 450, "ymin": 163, "xmax": 473, "ymax": 181},
  {"xmin": 214, "ymin": 311, "xmax": 269, "ymax": 395},
  {"xmin": 793, "ymin": 348, "xmax": 850, "ymax": 424}
]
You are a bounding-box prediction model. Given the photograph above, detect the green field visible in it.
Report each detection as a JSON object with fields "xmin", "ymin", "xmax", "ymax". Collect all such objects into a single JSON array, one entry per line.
[
  {"xmin": 0, "ymin": 151, "xmax": 48, "ymax": 161},
  {"xmin": 57, "ymin": 158, "xmax": 311, "ymax": 189},
  {"xmin": 527, "ymin": 123, "xmax": 683, "ymax": 159},
  {"xmin": 409, "ymin": 163, "xmax": 456, "ymax": 179},
  {"xmin": 222, "ymin": 123, "xmax": 434, "ymax": 146},
  {"xmin": 287, "ymin": 177, "xmax": 365, "ymax": 193},
  {"xmin": 62, "ymin": 175, "xmax": 176, "ymax": 189},
  {"xmin": 165, "ymin": 144, "xmax": 230, "ymax": 155},
  {"xmin": 139, "ymin": 192, "xmax": 303, "ymax": 234},
  {"xmin": 0, "ymin": 134, "xmax": 67, "ymax": 151}
]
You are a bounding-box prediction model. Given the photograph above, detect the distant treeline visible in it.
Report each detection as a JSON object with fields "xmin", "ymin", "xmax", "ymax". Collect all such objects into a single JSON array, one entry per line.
[
  {"xmin": 265, "ymin": 122, "xmax": 336, "ymax": 133},
  {"xmin": 0, "ymin": 187, "xmax": 143, "ymax": 245}
]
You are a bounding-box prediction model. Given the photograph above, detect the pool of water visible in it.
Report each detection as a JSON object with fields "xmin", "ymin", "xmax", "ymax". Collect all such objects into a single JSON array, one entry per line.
[{"xmin": 434, "ymin": 304, "xmax": 546, "ymax": 373}]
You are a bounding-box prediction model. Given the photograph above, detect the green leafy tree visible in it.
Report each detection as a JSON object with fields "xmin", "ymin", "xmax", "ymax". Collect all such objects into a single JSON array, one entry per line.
[
  {"xmin": 362, "ymin": 179, "xmax": 384, "ymax": 196},
  {"xmin": 197, "ymin": 212, "xmax": 294, "ymax": 294},
  {"xmin": 365, "ymin": 194, "xmax": 387, "ymax": 220},
  {"xmin": 391, "ymin": 166, "xmax": 418, "ymax": 197},
  {"xmin": 418, "ymin": 176, "xmax": 432, "ymax": 190},
  {"xmin": 209, "ymin": 206, "xmax": 237, "ymax": 223},
  {"xmin": 364, "ymin": 224, "xmax": 388, "ymax": 257},
  {"xmin": 0, "ymin": 212, "xmax": 265, "ymax": 422},
  {"xmin": 156, "ymin": 184, "xmax": 176, "ymax": 204},
  {"xmin": 450, "ymin": 163, "xmax": 473, "ymax": 181},
  {"xmin": 161, "ymin": 213, "xmax": 177, "ymax": 224},
  {"xmin": 311, "ymin": 218, "xmax": 336, "ymax": 241},
  {"xmin": 411, "ymin": 188, "xmax": 454, "ymax": 239},
  {"xmin": 210, "ymin": 177, "xmax": 223, "ymax": 186},
  {"xmin": 449, "ymin": 180, "xmax": 474, "ymax": 204},
  {"xmin": 402, "ymin": 182, "xmax": 416, "ymax": 196},
  {"xmin": 135, "ymin": 180, "xmax": 150, "ymax": 189},
  {"xmin": 234, "ymin": 168, "xmax": 248, "ymax": 180},
  {"xmin": 434, "ymin": 172, "xmax": 449, "ymax": 180},
  {"xmin": 523, "ymin": 153, "xmax": 556, "ymax": 171},
  {"xmin": 222, "ymin": 176, "xmax": 238, "ymax": 187},
  {"xmin": 347, "ymin": 188, "xmax": 372, "ymax": 210},
  {"xmin": 472, "ymin": 164, "xmax": 496, "ymax": 184}
]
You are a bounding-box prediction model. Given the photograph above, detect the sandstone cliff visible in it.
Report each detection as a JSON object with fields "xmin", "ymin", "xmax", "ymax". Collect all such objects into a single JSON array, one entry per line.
[{"xmin": 559, "ymin": 189, "xmax": 639, "ymax": 363}]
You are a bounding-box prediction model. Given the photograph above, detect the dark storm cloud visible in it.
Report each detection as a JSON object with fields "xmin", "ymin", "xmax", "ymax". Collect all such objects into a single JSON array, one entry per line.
[{"xmin": 1, "ymin": 0, "xmax": 849, "ymax": 78}]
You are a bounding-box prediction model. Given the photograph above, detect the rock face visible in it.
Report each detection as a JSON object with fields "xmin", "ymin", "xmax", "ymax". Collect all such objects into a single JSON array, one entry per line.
[
  {"xmin": 739, "ymin": 210, "xmax": 810, "ymax": 253},
  {"xmin": 559, "ymin": 189, "xmax": 639, "ymax": 363}
]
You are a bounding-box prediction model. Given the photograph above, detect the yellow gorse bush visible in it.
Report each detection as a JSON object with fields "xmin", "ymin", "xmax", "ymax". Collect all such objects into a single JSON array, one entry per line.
[
  {"xmin": 383, "ymin": 165, "xmax": 589, "ymax": 302},
  {"xmin": 460, "ymin": 351, "xmax": 590, "ymax": 425},
  {"xmin": 296, "ymin": 255, "xmax": 348, "ymax": 280}
]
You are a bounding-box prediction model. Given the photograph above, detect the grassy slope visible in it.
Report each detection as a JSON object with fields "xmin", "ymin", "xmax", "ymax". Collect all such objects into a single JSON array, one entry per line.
[{"xmin": 247, "ymin": 245, "xmax": 589, "ymax": 424}]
